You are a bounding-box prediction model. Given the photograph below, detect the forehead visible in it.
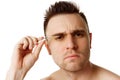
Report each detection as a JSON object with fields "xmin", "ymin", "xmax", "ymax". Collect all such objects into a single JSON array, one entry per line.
[{"xmin": 46, "ymin": 13, "xmax": 88, "ymax": 35}]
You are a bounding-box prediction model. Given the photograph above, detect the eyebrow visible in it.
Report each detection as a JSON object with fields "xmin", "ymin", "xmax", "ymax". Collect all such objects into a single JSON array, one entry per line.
[
  {"xmin": 45, "ymin": 32, "xmax": 65, "ymax": 40},
  {"xmin": 50, "ymin": 29, "xmax": 86, "ymax": 37},
  {"xmin": 51, "ymin": 32, "xmax": 66, "ymax": 36},
  {"xmin": 72, "ymin": 29, "xmax": 86, "ymax": 34}
]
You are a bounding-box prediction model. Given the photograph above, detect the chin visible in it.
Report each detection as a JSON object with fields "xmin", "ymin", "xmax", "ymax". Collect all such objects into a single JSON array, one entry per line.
[
  {"xmin": 66, "ymin": 67, "xmax": 82, "ymax": 72},
  {"xmin": 64, "ymin": 63, "xmax": 83, "ymax": 72}
]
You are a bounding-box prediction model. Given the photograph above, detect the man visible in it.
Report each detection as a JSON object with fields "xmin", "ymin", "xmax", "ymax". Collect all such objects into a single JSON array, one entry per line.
[{"xmin": 6, "ymin": 1, "xmax": 120, "ymax": 80}]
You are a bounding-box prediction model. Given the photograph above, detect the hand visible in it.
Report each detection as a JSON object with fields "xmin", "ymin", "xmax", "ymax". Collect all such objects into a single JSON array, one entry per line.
[{"xmin": 6, "ymin": 36, "xmax": 45, "ymax": 80}]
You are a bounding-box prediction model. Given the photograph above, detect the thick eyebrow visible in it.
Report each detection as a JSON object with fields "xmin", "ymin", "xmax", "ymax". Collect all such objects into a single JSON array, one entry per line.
[
  {"xmin": 71, "ymin": 29, "xmax": 86, "ymax": 35},
  {"xmin": 47, "ymin": 29, "xmax": 86, "ymax": 37},
  {"xmin": 51, "ymin": 32, "xmax": 66, "ymax": 36},
  {"xmin": 45, "ymin": 32, "xmax": 66, "ymax": 40}
]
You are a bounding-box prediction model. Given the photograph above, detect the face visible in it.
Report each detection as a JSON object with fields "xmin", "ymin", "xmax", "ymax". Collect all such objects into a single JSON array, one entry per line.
[{"xmin": 46, "ymin": 13, "xmax": 92, "ymax": 71}]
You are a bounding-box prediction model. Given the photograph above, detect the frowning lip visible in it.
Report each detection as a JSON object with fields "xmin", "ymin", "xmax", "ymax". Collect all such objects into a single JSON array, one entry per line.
[{"xmin": 64, "ymin": 54, "xmax": 80, "ymax": 60}]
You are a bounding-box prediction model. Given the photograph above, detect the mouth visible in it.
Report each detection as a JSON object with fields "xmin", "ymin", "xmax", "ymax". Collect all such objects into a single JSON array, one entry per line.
[{"xmin": 64, "ymin": 54, "xmax": 80, "ymax": 60}]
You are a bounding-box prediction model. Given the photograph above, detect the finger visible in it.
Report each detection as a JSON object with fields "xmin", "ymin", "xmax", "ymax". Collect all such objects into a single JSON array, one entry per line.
[
  {"xmin": 33, "ymin": 39, "xmax": 45, "ymax": 59},
  {"xmin": 19, "ymin": 36, "xmax": 35, "ymax": 50},
  {"xmin": 34, "ymin": 36, "xmax": 44, "ymax": 46},
  {"xmin": 19, "ymin": 37, "xmax": 29, "ymax": 50},
  {"xmin": 38, "ymin": 37, "xmax": 44, "ymax": 41},
  {"xmin": 26, "ymin": 36, "xmax": 35, "ymax": 50},
  {"xmin": 31, "ymin": 36, "xmax": 39, "ymax": 45},
  {"xmin": 28, "ymin": 36, "xmax": 44, "ymax": 46}
]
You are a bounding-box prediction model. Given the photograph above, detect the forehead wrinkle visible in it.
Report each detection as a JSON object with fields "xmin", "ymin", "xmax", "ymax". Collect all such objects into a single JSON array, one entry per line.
[
  {"xmin": 60, "ymin": 14, "xmax": 88, "ymax": 34},
  {"xmin": 51, "ymin": 27, "xmax": 86, "ymax": 37},
  {"xmin": 46, "ymin": 13, "xmax": 88, "ymax": 36}
]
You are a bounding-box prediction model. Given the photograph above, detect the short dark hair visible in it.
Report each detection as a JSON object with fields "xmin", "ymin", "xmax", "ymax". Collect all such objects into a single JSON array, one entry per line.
[{"xmin": 44, "ymin": 1, "xmax": 89, "ymax": 36}]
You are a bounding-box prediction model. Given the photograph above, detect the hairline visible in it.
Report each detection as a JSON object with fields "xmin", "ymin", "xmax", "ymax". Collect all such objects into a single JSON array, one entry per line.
[{"xmin": 44, "ymin": 13, "xmax": 89, "ymax": 37}]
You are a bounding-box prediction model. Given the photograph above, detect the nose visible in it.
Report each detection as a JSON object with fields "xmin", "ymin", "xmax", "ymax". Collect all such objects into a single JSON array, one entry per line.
[{"xmin": 66, "ymin": 35, "xmax": 78, "ymax": 50}]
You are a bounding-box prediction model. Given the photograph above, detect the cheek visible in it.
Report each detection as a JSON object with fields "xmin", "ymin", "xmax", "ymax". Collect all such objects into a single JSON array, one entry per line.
[
  {"xmin": 78, "ymin": 38, "xmax": 90, "ymax": 49},
  {"xmin": 77, "ymin": 39, "xmax": 90, "ymax": 57},
  {"xmin": 49, "ymin": 42, "xmax": 64, "ymax": 53},
  {"xmin": 51, "ymin": 51, "xmax": 64, "ymax": 66},
  {"xmin": 49, "ymin": 42, "xmax": 64, "ymax": 62}
]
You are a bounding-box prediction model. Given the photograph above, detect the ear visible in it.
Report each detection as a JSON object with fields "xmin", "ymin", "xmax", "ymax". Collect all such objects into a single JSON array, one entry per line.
[
  {"xmin": 89, "ymin": 33, "xmax": 92, "ymax": 48},
  {"xmin": 45, "ymin": 40, "xmax": 51, "ymax": 55}
]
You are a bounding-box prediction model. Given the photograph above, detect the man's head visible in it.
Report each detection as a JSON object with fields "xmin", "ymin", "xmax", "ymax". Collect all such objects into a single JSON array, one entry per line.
[
  {"xmin": 43, "ymin": 1, "xmax": 92, "ymax": 72},
  {"xmin": 44, "ymin": 1, "xmax": 89, "ymax": 36}
]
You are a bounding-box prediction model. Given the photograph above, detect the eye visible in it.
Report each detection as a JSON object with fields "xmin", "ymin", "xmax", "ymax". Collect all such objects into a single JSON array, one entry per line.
[
  {"xmin": 73, "ymin": 31, "xmax": 85, "ymax": 38},
  {"xmin": 54, "ymin": 34, "xmax": 64, "ymax": 40}
]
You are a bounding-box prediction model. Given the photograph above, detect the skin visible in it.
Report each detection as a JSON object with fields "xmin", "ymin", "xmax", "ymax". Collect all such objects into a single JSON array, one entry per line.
[
  {"xmin": 6, "ymin": 13, "xmax": 120, "ymax": 80},
  {"xmin": 6, "ymin": 36, "xmax": 45, "ymax": 80},
  {"xmin": 46, "ymin": 13, "xmax": 91, "ymax": 75},
  {"xmin": 43, "ymin": 13, "xmax": 120, "ymax": 80}
]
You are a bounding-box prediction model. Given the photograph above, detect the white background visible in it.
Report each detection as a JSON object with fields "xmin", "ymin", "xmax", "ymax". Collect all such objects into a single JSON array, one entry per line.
[{"xmin": 0, "ymin": 0, "xmax": 120, "ymax": 80}]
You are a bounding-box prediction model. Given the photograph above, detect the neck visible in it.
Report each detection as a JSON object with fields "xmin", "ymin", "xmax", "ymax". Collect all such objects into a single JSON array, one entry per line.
[{"xmin": 60, "ymin": 62, "xmax": 93, "ymax": 80}]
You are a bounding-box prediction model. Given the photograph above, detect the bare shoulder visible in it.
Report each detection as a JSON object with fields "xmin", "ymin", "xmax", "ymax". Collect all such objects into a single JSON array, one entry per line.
[
  {"xmin": 93, "ymin": 64, "xmax": 120, "ymax": 80},
  {"xmin": 40, "ymin": 70, "xmax": 60, "ymax": 80}
]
